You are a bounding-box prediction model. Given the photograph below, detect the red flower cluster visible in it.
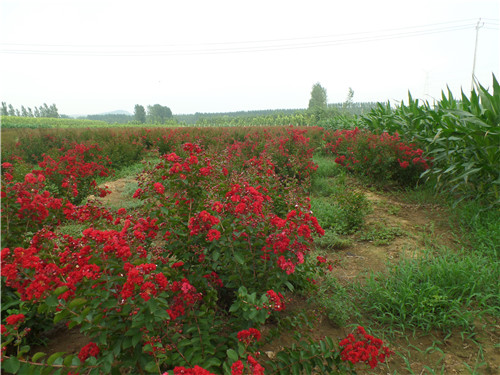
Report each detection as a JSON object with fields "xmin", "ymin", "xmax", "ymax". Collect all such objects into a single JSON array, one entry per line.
[
  {"xmin": 324, "ymin": 128, "xmax": 432, "ymax": 183},
  {"xmin": 230, "ymin": 355, "xmax": 265, "ymax": 375},
  {"xmin": 78, "ymin": 342, "xmax": 100, "ymax": 362},
  {"xmin": 188, "ymin": 211, "xmax": 219, "ymax": 236},
  {"xmin": 339, "ymin": 326, "xmax": 392, "ymax": 369},
  {"xmin": 237, "ymin": 328, "xmax": 261, "ymax": 345},
  {"xmin": 265, "ymin": 290, "xmax": 285, "ymax": 311},
  {"xmin": 167, "ymin": 365, "xmax": 216, "ymax": 375},
  {"xmin": 5, "ymin": 314, "xmax": 25, "ymax": 326}
]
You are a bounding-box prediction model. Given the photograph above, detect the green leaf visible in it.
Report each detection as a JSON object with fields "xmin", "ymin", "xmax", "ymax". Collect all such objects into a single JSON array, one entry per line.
[
  {"xmin": 228, "ymin": 303, "xmax": 239, "ymax": 313},
  {"xmin": 284, "ymin": 281, "xmax": 294, "ymax": 292},
  {"xmin": 68, "ymin": 298, "xmax": 87, "ymax": 309},
  {"xmin": 47, "ymin": 352, "xmax": 65, "ymax": 366},
  {"xmin": 2, "ymin": 356, "xmax": 20, "ymax": 373},
  {"xmin": 144, "ymin": 361, "xmax": 158, "ymax": 373},
  {"xmin": 31, "ymin": 352, "xmax": 46, "ymax": 362},
  {"xmin": 53, "ymin": 286, "xmax": 69, "ymax": 297},
  {"xmin": 203, "ymin": 357, "xmax": 221, "ymax": 369},
  {"xmin": 45, "ymin": 294, "xmax": 59, "ymax": 308},
  {"xmin": 63, "ymin": 355, "xmax": 74, "ymax": 367},
  {"xmin": 226, "ymin": 349, "xmax": 238, "ymax": 362},
  {"xmin": 234, "ymin": 253, "xmax": 245, "ymax": 265},
  {"xmin": 54, "ymin": 310, "xmax": 69, "ymax": 324}
]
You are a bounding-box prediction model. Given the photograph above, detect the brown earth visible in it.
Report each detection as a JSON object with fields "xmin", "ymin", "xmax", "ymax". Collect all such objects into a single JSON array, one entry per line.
[{"xmin": 34, "ymin": 179, "xmax": 500, "ymax": 374}]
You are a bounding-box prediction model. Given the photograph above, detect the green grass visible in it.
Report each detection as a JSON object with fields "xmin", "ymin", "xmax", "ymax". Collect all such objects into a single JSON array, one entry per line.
[
  {"xmin": 358, "ymin": 222, "xmax": 405, "ymax": 246},
  {"xmin": 452, "ymin": 200, "xmax": 500, "ymax": 258},
  {"xmin": 314, "ymin": 229, "xmax": 352, "ymax": 250},
  {"xmin": 357, "ymin": 247, "xmax": 499, "ymax": 333},
  {"xmin": 305, "ymin": 274, "xmax": 353, "ymax": 327}
]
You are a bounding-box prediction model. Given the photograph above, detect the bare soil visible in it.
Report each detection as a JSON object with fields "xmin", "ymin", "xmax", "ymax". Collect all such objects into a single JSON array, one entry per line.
[{"xmin": 35, "ymin": 179, "xmax": 500, "ymax": 374}]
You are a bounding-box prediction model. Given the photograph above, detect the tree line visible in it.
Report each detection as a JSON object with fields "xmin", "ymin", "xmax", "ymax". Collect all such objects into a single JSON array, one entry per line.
[{"xmin": 1, "ymin": 102, "xmax": 60, "ymax": 118}]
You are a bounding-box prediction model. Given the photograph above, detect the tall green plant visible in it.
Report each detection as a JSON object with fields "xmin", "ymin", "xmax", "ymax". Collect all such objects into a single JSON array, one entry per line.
[{"xmin": 361, "ymin": 75, "xmax": 500, "ymax": 206}]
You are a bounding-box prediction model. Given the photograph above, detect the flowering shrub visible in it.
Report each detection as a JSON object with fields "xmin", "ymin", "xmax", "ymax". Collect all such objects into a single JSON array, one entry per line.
[
  {"xmin": 1, "ymin": 129, "xmax": 392, "ymax": 374},
  {"xmin": 323, "ymin": 127, "xmax": 432, "ymax": 187},
  {"xmin": 33, "ymin": 143, "xmax": 111, "ymax": 204},
  {"xmin": 1, "ymin": 144, "xmax": 112, "ymax": 249},
  {"xmin": 340, "ymin": 326, "xmax": 393, "ymax": 369}
]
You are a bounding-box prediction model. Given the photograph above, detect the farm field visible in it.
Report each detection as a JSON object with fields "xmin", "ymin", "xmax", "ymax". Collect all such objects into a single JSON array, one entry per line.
[{"xmin": 1, "ymin": 82, "xmax": 499, "ymax": 375}]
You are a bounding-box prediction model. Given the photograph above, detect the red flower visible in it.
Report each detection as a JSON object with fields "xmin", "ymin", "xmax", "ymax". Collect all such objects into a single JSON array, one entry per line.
[
  {"xmin": 5, "ymin": 314, "xmax": 25, "ymax": 326},
  {"xmin": 231, "ymin": 360, "xmax": 244, "ymax": 375},
  {"xmin": 206, "ymin": 229, "xmax": 221, "ymax": 242},
  {"xmin": 237, "ymin": 328, "xmax": 261, "ymax": 345},
  {"xmin": 78, "ymin": 342, "xmax": 100, "ymax": 362},
  {"xmin": 154, "ymin": 182, "xmax": 165, "ymax": 195}
]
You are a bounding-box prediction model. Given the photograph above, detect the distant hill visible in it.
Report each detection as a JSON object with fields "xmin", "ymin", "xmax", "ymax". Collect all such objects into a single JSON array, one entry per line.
[
  {"xmin": 78, "ymin": 110, "xmax": 134, "ymax": 124},
  {"xmin": 97, "ymin": 110, "xmax": 133, "ymax": 116}
]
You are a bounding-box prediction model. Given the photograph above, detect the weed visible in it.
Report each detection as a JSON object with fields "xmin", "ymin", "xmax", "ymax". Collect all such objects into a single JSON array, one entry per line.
[
  {"xmin": 357, "ymin": 247, "xmax": 500, "ymax": 333},
  {"xmin": 359, "ymin": 222, "xmax": 404, "ymax": 246},
  {"xmin": 314, "ymin": 229, "xmax": 352, "ymax": 250},
  {"xmin": 305, "ymin": 275, "xmax": 354, "ymax": 327}
]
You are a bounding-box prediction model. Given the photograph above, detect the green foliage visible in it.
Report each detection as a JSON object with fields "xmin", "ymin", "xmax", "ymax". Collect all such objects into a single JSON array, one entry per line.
[
  {"xmin": 308, "ymin": 83, "xmax": 328, "ymax": 111},
  {"xmin": 452, "ymin": 200, "xmax": 500, "ymax": 258},
  {"xmin": 314, "ymin": 229, "xmax": 352, "ymax": 250},
  {"xmin": 134, "ymin": 104, "xmax": 146, "ymax": 124},
  {"xmin": 361, "ymin": 75, "xmax": 500, "ymax": 206},
  {"xmin": 1, "ymin": 116, "xmax": 108, "ymax": 129},
  {"xmin": 147, "ymin": 104, "xmax": 173, "ymax": 124},
  {"xmin": 358, "ymin": 223, "xmax": 404, "ymax": 246},
  {"xmin": 84, "ymin": 113, "xmax": 133, "ymax": 124},
  {"xmin": 358, "ymin": 248, "xmax": 500, "ymax": 332},
  {"xmin": 306, "ymin": 275, "xmax": 354, "ymax": 327},
  {"xmin": 311, "ymin": 189, "xmax": 369, "ymax": 235},
  {"xmin": 266, "ymin": 334, "xmax": 355, "ymax": 374},
  {"xmin": 323, "ymin": 128, "xmax": 431, "ymax": 188}
]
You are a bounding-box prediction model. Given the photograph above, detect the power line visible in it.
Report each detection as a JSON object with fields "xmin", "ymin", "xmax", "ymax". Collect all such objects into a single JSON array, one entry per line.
[
  {"xmin": 1, "ymin": 18, "xmax": 480, "ymax": 48},
  {"xmin": 0, "ymin": 19, "xmax": 484, "ymax": 57}
]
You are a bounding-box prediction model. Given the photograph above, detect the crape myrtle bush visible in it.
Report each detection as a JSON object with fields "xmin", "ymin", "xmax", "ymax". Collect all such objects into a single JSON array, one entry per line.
[
  {"xmin": 1, "ymin": 128, "xmax": 148, "ymax": 169},
  {"xmin": 1, "ymin": 127, "xmax": 391, "ymax": 374},
  {"xmin": 322, "ymin": 127, "xmax": 432, "ymax": 187},
  {"xmin": 1, "ymin": 144, "xmax": 112, "ymax": 249}
]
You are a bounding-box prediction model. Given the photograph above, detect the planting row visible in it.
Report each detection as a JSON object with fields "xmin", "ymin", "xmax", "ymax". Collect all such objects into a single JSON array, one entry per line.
[{"xmin": 0, "ymin": 127, "xmax": 405, "ymax": 374}]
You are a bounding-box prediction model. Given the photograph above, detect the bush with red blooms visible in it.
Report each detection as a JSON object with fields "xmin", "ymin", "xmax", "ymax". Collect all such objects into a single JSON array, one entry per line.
[
  {"xmin": 323, "ymin": 127, "xmax": 432, "ymax": 187},
  {"xmin": 1, "ymin": 129, "xmax": 392, "ymax": 374},
  {"xmin": 32, "ymin": 142, "xmax": 111, "ymax": 204},
  {"xmin": 340, "ymin": 326, "xmax": 393, "ymax": 369},
  {"xmin": 136, "ymin": 142, "xmax": 324, "ymax": 296},
  {"xmin": 1, "ymin": 144, "xmax": 111, "ymax": 248}
]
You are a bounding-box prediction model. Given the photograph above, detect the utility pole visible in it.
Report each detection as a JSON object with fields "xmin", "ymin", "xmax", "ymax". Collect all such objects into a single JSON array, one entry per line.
[{"xmin": 471, "ymin": 18, "xmax": 484, "ymax": 91}]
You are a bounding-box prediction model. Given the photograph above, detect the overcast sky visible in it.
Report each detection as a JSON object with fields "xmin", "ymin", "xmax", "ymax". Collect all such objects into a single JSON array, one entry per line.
[{"xmin": 1, "ymin": 0, "xmax": 498, "ymax": 116}]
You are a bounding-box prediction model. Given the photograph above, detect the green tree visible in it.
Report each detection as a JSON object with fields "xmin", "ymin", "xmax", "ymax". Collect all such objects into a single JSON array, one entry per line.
[
  {"xmin": 8, "ymin": 104, "xmax": 15, "ymax": 116},
  {"xmin": 134, "ymin": 104, "xmax": 146, "ymax": 123},
  {"xmin": 1, "ymin": 102, "xmax": 8, "ymax": 116},
  {"xmin": 308, "ymin": 83, "xmax": 327, "ymax": 111},
  {"xmin": 147, "ymin": 104, "xmax": 173, "ymax": 124},
  {"xmin": 308, "ymin": 83, "xmax": 328, "ymax": 121},
  {"xmin": 343, "ymin": 87, "xmax": 354, "ymax": 109}
]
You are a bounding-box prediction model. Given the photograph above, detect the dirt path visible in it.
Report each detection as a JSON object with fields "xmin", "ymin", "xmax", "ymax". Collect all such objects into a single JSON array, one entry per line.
[{"xmin": 263, "ymin": 188, "xmax": 499, "ymax": 374}]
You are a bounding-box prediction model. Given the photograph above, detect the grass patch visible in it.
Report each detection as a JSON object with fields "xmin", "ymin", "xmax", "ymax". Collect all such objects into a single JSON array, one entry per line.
[
  {"xmin": 357, "ymin": 247, "xmax": 500, "ymax": 333},
  {"xmin": 312, "ymin": 155, "xmax": 342, "ymax": 179},
  {"xmin": 358, "ymin": 222, "xmax": 405, "ymax": 246},
  {"xmin": 314, "ymin": 229, "xmax": 352, "ymax": 250},
  {"xmin": 305, "ymin": 274, "xmax": 355, "ymax": 327},
  {"xmin": 452, "ymin": 200, "xmax": 500, "ymax": 258},
  {"xmin": 311, "ymin": 190, "xmax": 370, "ymax": 235}
]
